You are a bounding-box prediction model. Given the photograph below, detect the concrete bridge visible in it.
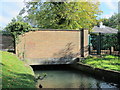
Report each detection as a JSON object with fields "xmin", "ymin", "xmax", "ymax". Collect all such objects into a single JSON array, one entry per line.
[{"xmin": 25, "ymin": 58, "xmax": 79, "ymax": 65}]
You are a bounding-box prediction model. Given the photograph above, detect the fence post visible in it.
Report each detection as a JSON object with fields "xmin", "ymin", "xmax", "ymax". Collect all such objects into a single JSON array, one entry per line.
[
  {"xmin": 88, "ymin": 34, "xmax": 91, "ymax": 54},
  {"xmin": 81, "ymin": 28, "xmax": 84, "ymax": 57},
  {"xmin": 97, "ymin": 32, "xmax": 101, "ymax": 55},
  {"xmin": 110, "ymin": 47, "xmax": 114, "ymax": 55},
  {"xmin": 13, "ymin": 35, "xmax": 16, "ymax": 54},
  {"xmin": 118, "ymin": 32, "xmax": 120, "ymax": 56}
]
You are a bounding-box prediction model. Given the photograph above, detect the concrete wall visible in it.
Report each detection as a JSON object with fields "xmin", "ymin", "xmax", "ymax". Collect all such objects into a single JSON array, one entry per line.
[
  {"xmin": 70, "ymin": 63, "xmax": 120, "ymax": 84},
  {"xmin": 16, "ymin": 29, "xmax": 89, "ymax": 64},
  {"xmin": 81, "ymin": 29, "xmax": 89, "ymax": 57}
]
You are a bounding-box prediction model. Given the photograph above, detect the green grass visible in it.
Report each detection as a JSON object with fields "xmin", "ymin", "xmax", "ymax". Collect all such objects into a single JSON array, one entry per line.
[
  {"xmin": 1, "ymin": 51, "xmax": 36, "ymax": 88},
  {"xmin": 81, "ymin": 55, "xmax": 120, "ymax": 72}
]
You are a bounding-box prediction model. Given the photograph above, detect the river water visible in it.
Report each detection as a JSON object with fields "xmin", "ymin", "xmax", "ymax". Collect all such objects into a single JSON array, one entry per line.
[{"xmin": 34, "ymin": 69, "xmax": 118, "ymax": 88}]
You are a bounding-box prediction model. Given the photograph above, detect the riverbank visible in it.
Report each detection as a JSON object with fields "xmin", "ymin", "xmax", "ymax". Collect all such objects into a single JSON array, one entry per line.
[
  {"xmin": 1, "ymin": 51, "xmax": 36, "ymax": 88},
  {"xmin": 70, "ymin": 57, "xmax": 120, "ymax": 85},
  {"xmin": 81, "ymin": 55, "xmax": 120, "ymax": 72},
  {"xmin": 31, "ymin": 64, "xmax": 120, "ymax": 88},
  {"xmin": 70, "ymin": 55, "xmax": 120, "ymax": 84}
]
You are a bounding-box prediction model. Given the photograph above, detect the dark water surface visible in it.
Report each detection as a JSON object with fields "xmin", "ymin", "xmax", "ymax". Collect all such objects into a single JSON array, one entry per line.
[{"xmin": 34, "ymin": 69, "xmax": 118, "ymax": 88}]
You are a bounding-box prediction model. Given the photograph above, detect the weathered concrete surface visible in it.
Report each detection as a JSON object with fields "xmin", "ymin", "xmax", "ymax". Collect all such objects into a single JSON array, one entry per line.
[
  {"xmin": 26, "ymin": 58, "xmax": 78, "ymax": 65},
  {"xmin": 70, "ymin": 62, "xmax": 120, "ymax": 84}
]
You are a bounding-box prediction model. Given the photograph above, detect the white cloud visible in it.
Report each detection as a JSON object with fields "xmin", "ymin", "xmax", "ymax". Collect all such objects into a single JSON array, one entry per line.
[
  {"xmin": 106, "ymin": 1, "xmax": 117, "ymax": 10},
  {"xmin": 99, "ymin": 0, "xmax": 118, "ymax": 10},
  {"xmin": 100, "ymin": 12, "xmax": 115, "ymax": 19},
  {"xmin": 0, "ymin": 2, "xmax": 26, "ymax": 28},
  {"xmin": 101, "ymin": 14, "xmax": 112, "ymax": 19},
  {"xmin": 99, "ymin": 0, "xmax": 119, "ymax": 2},
  {"xmin": 0, "ymin": 9, "xmax": 20, "ymax": 28},
  {"xmin": 0, "ymin": 0, "xmax": 24, "ymax": 2},
  {"xmin": 0, "ymin": 15, "xmax": 11, "ymax": 27},
  {"xmin": 98, "ymin": 0, "xmax": 118, "ymax": 19},
  {"xmin": 15, "ymin": 2, "xmax": 25, "ymax": 8},
  {"xmin": 7, "ymin": 3, "xmax": 25, "ymax": 17}
]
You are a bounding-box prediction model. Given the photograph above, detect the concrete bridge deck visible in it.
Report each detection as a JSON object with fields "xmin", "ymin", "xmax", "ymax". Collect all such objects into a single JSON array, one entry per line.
[{"xmin": 25, "ymin": 58, "xmax": 79, "ymax": 65}]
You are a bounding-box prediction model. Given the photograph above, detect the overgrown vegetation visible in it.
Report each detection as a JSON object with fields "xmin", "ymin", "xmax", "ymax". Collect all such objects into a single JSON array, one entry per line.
[
  {"xmin": 90, "ymin": 33, "xmax": 119, "ymax": 50},
  {"xmin": 5, "ymin": 16, "xmax": 31, "ymax": 53},
  {"xmin": 1, "ymin": 51, "xmax": 36, "ymax": 88},
  {"xmin": 5, "ymin": 15, "xmax": 31, "ymax": 38},
  {"xmin": 21, "ymin": 1, "xmax": 102, "ymax": 29},
  {"xmin": 81, "ymin": 55, "xmax": 120, "ymax": 71},
  {"xmin": 101, "ymin": 13, "xmax": 119, "ymax": 29}
]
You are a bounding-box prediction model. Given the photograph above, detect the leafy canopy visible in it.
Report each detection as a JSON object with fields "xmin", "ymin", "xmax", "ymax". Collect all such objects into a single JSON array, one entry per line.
[
  {"xmin": 91, "ymin": 33, "xmax": 119, "ymax": 50},
  {"xmin": 100, "ymin": 13, "xmax": 119, "ymax": 29},
  {"xmin": 23, "ymin": 1, "xmax": 102, "ymax": 30},
  {"xmin": 5, "ymin": 16, "xmax": 31, "ymax": 38},
  {"xmin": 5, "ymin": 16, "xmax": 31, "ymax": 53},
  {"xmin": 95, "ymin": 13, "xmax": 120, "ymax": 51}
]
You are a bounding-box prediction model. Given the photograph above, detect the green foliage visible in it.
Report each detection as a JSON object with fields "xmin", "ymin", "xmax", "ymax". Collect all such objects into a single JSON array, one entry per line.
[
  {"xmin": 5, "ymin": 17, "xmax": 31, "ymax": 53},
  {"xmin": 81, "ymin": 55, "xmax": 120, "ymax": 71},
  {"xmin": 0, "ymin": 30, "xmax": 11, "ymax": 35},
  {"xmin": 12, "ymin": 15, "xmax": 24, "ymax": 22},
  {"xmin": 1, "ymin": 51, "xmax": 36, "ymax": 88},
  {"xmin": 91, "ymin": 33, "xmax": 119, "ymax": 50},
  {"xmin": 5, "ymin": 21, "xmax": 31, "ymax": 38},
  {"xmin": 23, "ymin": 1, "xmax": 102, "ymax": 29},
  {"xmin": 101, "ymin": 34, "xmax": 118, "ymax": 50},
  {"xmin": 101, "ymin": 13, "xmax": 119, "ymax": 29}
]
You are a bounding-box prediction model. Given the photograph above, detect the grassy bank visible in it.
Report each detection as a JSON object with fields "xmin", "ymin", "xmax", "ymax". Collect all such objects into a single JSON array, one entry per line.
[
  {"xmin": 81, "ymin": 55, "xmax": 120, "ymax": 72},
  {"xmin": 1, "ymin": 51, "xmax": 36, "ymax": 88}
]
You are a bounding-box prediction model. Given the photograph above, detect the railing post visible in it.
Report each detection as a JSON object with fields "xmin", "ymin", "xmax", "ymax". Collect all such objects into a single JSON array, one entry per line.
[
  {"xmin": 110, "ymin": 47, "xmax": 114, "ymax": 55},
  {"xmin": 81, "ymin": 28, "xmax": 84, "ymax": 57},
  {"xmin": 13, "ymin": 35, "xmax": 16, "ymax": 54},
  {"xmin": 89, "ymin": 34, "xmax": 92, "ymax": 55},
  {"xmin": 97, "ymin": 32, "xmax": 101, "ymax": 55},
  {"xmin": 118, "ymin": 32, "xmax": 120, "ymax": 56}
]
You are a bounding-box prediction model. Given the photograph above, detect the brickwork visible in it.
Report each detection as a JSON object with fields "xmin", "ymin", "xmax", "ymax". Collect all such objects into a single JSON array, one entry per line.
[{"xmin": 16, "ymin": 29, "xmax": 89, "ymax": 64}]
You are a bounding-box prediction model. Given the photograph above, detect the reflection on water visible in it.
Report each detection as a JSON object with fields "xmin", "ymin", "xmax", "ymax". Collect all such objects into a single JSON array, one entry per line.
[{"xmin": 34, "ymin": 70, "xmax": 118, "ymax": 88}]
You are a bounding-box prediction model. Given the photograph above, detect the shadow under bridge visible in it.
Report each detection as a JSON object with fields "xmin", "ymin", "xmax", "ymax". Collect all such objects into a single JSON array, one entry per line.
[{"xmin": 27, "ymin": 57, "xmax": 79, "ymax": 65}]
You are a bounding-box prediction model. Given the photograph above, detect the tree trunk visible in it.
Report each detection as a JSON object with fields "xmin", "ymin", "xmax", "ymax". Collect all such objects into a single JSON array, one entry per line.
[
  {"xmin": 118, "ymin": 32, "xmax": 120, "ymax": 56},
  {"xmin": 13, "ymin": 35, "xmax": 16, "ymax": 54}
]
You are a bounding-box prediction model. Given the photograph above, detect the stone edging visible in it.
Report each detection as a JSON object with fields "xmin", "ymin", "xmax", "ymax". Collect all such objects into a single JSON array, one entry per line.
[{"xmin": 70, "ymin": 63, "xmax": 120, "ymax": 84}]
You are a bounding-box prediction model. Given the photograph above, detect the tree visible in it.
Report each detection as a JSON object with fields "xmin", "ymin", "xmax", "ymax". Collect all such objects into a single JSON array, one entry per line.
[
  {"xmin": 101, "ymin": 13, "xmax": 119, "ymax": 29},
  {"xmin": 91, "ymin": 33, "xmax": 118, "ymax": 51},
  {"xmin": 96, "ymin": 13, "xmax": 119, "ymax": 51},
  {"xmin": 22, "ymin": 1, "xmax": 102, "ymax": 29},
  {"xmin": 5, "ymin": 17, "xmax": 31, "ymax": 53}
]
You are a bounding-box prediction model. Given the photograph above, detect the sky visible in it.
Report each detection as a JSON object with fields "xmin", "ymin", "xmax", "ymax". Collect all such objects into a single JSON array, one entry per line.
[{"xmin": 0, "ymin": 0, "xmax": 119, "ymax": 29}]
